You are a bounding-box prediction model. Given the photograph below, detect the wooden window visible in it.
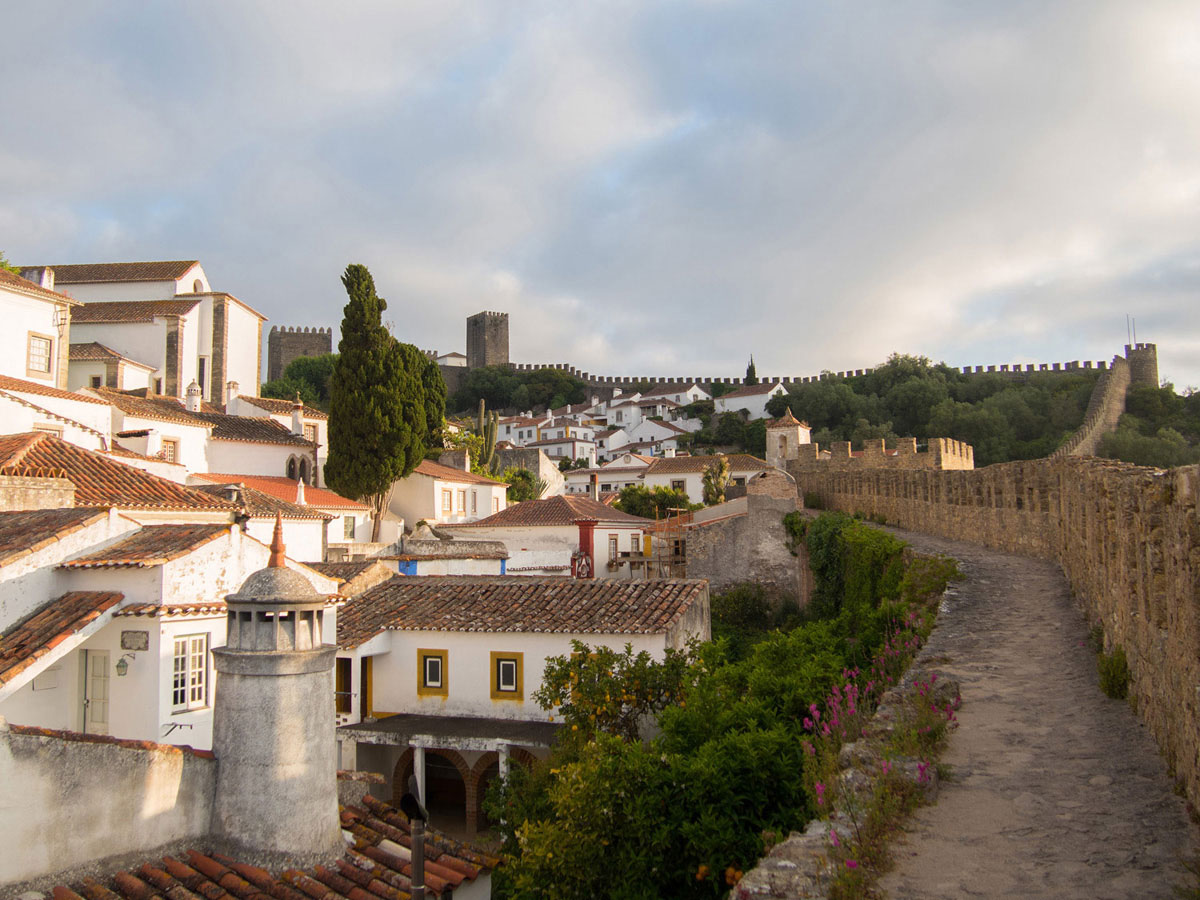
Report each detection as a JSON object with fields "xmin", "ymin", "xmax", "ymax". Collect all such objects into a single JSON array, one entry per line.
[
  {"xmin": 172, "ymin": 634, "xmax": 208, "ymax": 712},
  {"xmin": 493, "ymin": 496, "xmax": 500, "ymax": 513},
  {"xmin": 153, "ymin": 378, "xmax": 163, "ymax": 395},
  {"xmin": 27, "ymin": 332, "xmax": 53, "ymax": 376},
  {"xmin": 343, "ymin": 515, "xmax": 356, "ymax": 540},
  {"xmin": 304, "ymin": 423, "xmax": 317, "ymax": 442},
  {"xmin": 471, "ymin": 491, "xmax": 478, "ymax": 514},
  {"xmin": 609, "ymin": 535, "xmax": 619, "ymax": 561},
  {"xmin": 90, "ymin": 375, "xmax": 102, "ymax": 388},
  {"xmin": 458, "ymin": 488, "xmax": 467, "ymax": 511},
  {"xmin": 417, "ymin": 649, "xmax": 448, "ymax": 696},
  {"xmin": 490, "ymin": 651, "xmax": 523, "ymax": 700},
  {"xmin": 161, "ymin": 439, "xmax": 179, "ymax": 464},
  {"xmin": 671, "ymin": 479, "xmax": 686, "ymax": 492},
  {"xmin": 441, "ymin": 489, "xmax": 452, "ymax": 513},
  {"xmin": 335, "ymin": 657, "xmax": 352, "ymax": 713}
]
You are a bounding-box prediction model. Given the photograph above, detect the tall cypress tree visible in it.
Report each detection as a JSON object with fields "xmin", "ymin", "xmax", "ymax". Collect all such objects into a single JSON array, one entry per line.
[
  {"xmin": 325, "ymin": 264, "xmax": 426, "ymax": 540},
  {"xmin": 745, "ymin": 355, "xmax": 759, "ymax": 385},
  {"xmin": 420, "ymin": 353, "xmax": 446, "ymax": 452}
]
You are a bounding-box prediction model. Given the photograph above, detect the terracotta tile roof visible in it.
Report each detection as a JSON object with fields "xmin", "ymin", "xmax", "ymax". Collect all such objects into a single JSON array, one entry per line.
[
  {"xmin": 94, "ymin": 387, "xmax": 209, "ymax": 425},
  {"xmin": 58, "ymin": 524, "xmax": 229, "ymax": 568},
  {"xmin": 71, "ymin": 298, "xmax": 202, "ymax": 324},
  {"xmin": 188, "ymin": 411, "xmax": 315, "ymax": 446},
  {"xmin": 0, "ymin": 374, "xmax": 109, "ymax": 405},
  {"xmin": 46, "ymin": 794, "xmax": 494, "ymax": 899},
  {"xmin": 716, "ymin": 381, "xmax": 783, "ymax": 400},
  {"xmin": 0, "ymin": 390, "xmax": 109, "ymax": 444},
  {"xmin": 767, "ymin": 408, "xmax": 810, "ymax": 428},
  {"xmin": 43, "ymin": 260, "xmax": 200, "ymax": 283},
  {"xmin": 448, "ymin": 493, "xmax": 652, "ymax": 528},
  {"xmin": 305, "ymin": 560, "xmax": 381, "ymax": 582},
  {"xmin": 338, "ymin": 576, "xmax": 708, "ymax": 647},
  {"xmin": 68, "ymin": 341, "xmax": 156, "ymax": 369},
  {"xmin": 385, "ymin": 538, "xmax": 509, "ymax": 560},
  {"xmin": 639, "ymin": 382, "xmax": 703, "ymax": 399},
  {"xmin": 641, "ymin": 419, "xmax": 689, "ymax": 434},
  {"xmin": 0, "ymin": 591, "xmax": 124, "ymax": 687},
  {"xmin": 239, "ymin": 394, "xmax": 329, "ymax": 419},
  {"xmin": 644, "ymin": 453, "xmax": 770, "ymax": 475},
  {"xmin": 527, "ymin": 436, "xmax": 596, "ymax": 448},
  {"xmin": 192, "ymin": 482, "xmax": 335, "ymax": 520},
  {"xmin": 0, "ymin": 432, "xmax": 237, "ymax": 511},
  {"xmin": 0, "ymin": 268, "xmax": 80, "ymax": 304},
  {"xmin": 414, "ymin": 459, "xmax": 508, "ymax": 486},
  {"xmin": 196, "ymin": 474, "xmax": 369, "ymax": 511},
  {"xmin": 0, "ymin": 508, "xmax": 109, "ymax": 567},
  {"xmin": 115, "ymin": 601, "xmax": 230, "ymax": 618}
]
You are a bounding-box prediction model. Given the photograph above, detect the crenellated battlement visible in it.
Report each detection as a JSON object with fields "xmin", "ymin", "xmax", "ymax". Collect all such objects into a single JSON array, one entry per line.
[
  {"xmin": 268, "ymin": 325, "xmax": 333, "ymax": 334},
  {"xmin": 781, "ymin": 436, "xmax": 974, "ymax": 474}
]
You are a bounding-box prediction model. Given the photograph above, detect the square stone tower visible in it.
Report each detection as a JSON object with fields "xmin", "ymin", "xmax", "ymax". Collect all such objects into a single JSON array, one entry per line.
[{"xmin": 466, "ymin": 311, "xmax": 509, "ymax": 369}]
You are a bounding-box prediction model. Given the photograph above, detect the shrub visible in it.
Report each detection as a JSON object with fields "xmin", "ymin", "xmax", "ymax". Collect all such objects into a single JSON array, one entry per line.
[
  {"xmin": 803, "ymin": 491, "xmax": 824, "ymax": 510},
  {"xmin": 1098, "ymin": 647, "xmax": 1131, "ymax": 699}
]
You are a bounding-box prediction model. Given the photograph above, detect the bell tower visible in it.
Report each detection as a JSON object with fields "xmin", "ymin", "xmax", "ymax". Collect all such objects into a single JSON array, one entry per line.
[
  {"xmin": 766, "ymin": 407, "xmax": 808, "ymax": 469},
  {"xmin": 211, "ymin": 518, "xmax": 342, "ymax": 866}
]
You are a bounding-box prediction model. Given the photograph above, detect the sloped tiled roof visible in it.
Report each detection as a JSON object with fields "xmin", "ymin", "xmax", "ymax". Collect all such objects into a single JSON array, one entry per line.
[
  {"xmin": 192, "ymin": 482, "xmax": 335, "ymax": 520},
  {"xmin": 639, "ymin": 382, "xmax": 703, "ymax": 399},
  {"xmin": 304, "ymin": 561, "xmax": 397, "ymax": 598},
  {"xmin": 528, "ymin": 436, "xmax": 596, "ymax": 448},
  {"xmin": 305, "ymin": 560, "xmax": 381, "ymax": 583},
  {"xmin": 0, "ymin": 591, "xmax": 124, "ymax": 687},
  {"xmin": 196, "ymin": 474, "xmax": 369, "ymax": 511},
  {"xmin": 0, "ymin": 374, "xmax": 109, "ymax": 405},
  {"xmin": 0, "ymin": 268, "xmax": 80, "ymax": 304},
  {"xmin": 238, "ymin": 394, "xmax": 329, "ymax": 420},
  {"xmin": 69, "ymin": 341, "xmax": 156, "ymax": 369},
  {"xmin": 448, "ymin": 493, "xmax": 652, "ymax": 528},
  {"xmin": 414, "ymin": 459, "xmax": 508, "ymax": 486},
  {"xmin": 71, "ymin": 298, "xmax": 202, "ymax": 324},
  {"xmin": 95, "ymin": 388, "xmax": 209, "ymax": 426},
  {"xmin": 716, "ymin": 381, "xmax": 783, "ymax": 400},
  {"xmin": 0, "ymin": 432, "xmax": 236, "ymax": 511},
  {"xmin": 767, "ymin": 408, "xmax": 810, "ymax": 428},
  {"xmin": 44, "ymin": 793, "xmax": 495, "ymax": 899},
  {"xmin": 0, "ymin": 508, "xmax": 109, "ymax": 567},
  {"xmin": 44, "ymin": 260, "xmax": 199, "ymax": 283},
  {"xmin": 645, "ymin": 453, "xmax": 770, "ymax": 475},
  {"xmin": 187, "ymin": 411, "xmax": 314, "ymax": 446},
  {"xmin": 338, "ymin": 576, "xmax": 708, "ymax": 647},
  {"xmin": 58, "ymin": 524, "xmax": 229, "ymax": 568}
]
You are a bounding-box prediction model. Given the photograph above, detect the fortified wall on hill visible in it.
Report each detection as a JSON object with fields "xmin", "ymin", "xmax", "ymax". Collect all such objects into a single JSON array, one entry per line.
[
  {"xmin": 790, "ymin": 456, "xmax": 1200, "ymax": 811},
  {"xmin": 785, "ymin": 436, "xmax": 975, "ymax": 472}
]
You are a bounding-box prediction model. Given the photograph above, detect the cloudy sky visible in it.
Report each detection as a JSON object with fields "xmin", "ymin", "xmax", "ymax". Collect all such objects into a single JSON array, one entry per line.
[{"xmin": 3, "ymin": 1, "xmax": 1199, "ymax": 387}]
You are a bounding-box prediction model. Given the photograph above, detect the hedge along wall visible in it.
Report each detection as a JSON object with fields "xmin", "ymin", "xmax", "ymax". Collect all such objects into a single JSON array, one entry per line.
[{"xmin": 790, "ymin": 456, "xmax": 1200, "ymax": 808}]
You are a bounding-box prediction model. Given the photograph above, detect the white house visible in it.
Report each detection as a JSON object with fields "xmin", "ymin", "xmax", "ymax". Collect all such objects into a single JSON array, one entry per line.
[
  {"xmin": 713, "ymin": 382, "xmax": 787, "ymax": 420},
  {"xmin": 190, "ymin": 480, "xmax": 335, "ymax": 563},
  {"xmin": 442, "ymin": 493, "xmax": 653, "ymax": 577},
  {"xmin": 334, "ymin": 575, "xmax": 711, "ymax": 832},
  {"xmin": 498, "ymin": 414, "xmax": 551, "ymax": 447},
  {"xmin": 0, "ymin": 269, "xmax": 78, "ymax": 391},
  {"xmin": 226, "ymin": 390, "xmax": 329, "ymax": 486},
  {"xmin": 0, "ymin": 510, "xmax": 339, "ymax": 751},
  {"xmin": 625, "ymin": 417, "xmax": 691, "ymax": 449},
  {"xmin": 39, "ymin": 260, "xmax": 265, "ymax": 403},
  {"xmin": 381, "ymin": 524, "xmax": 509, "ymax": 576},
  {"xmin": 0, "ymin": 374, "xmax": 114, "ymax": 451},
  {"xmin": 527, "ymin": 435, "xmax": 598, "ymax": 467},
  {"xmin": 563, "ymin": 452, "xmax": 656, "ymax": 496},
  {"xmin": 639, "ymin": 382, "xmax": 712, "ymax": 406},
  {"xmin": 68, "ymin": 341, "xmax": 156, "ymax": 392},
  {"xmin": 388, "ymin": 459, "xmax": 508, "ymax": 527},
  {"xmin": 642, "ymin": 453, "xmax": 772, "ymax": 505},
  {"xmin": 593, "ymin": 427, "xmax": 630, "ymax": 461}
]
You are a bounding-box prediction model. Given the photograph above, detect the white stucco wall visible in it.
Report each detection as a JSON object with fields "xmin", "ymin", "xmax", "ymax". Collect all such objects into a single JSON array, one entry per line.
[
  {"xmin": 57, "ymin": 279, "xmax": 183, "ymax": 302},
  {"xmin": 205, "ymin": 438, "xmax": 301, "ymax": 480},
  {"xmin": 71, "ymin": 321, "xmax": 167, "ymax": 386},
  {"xmin": 713, "ymin": 384, "xmax": 786, "ymax": 420},
  {"xmin": 0, "ymin": 396, "xmax": 106, "ymax": 451},
  {"xmin": 0, "ymin": 287, "xmax": 64, "ymax": 386},
  {"xmin": 361, "ymin": 628, "xmax": 670, "ymax": 722},
  {"xmin": 225, "ymin": 301, "xmax": 263, "ymax": 396},
  {"xmin": 245, "ymin": 516, "xmax": 326, "ymax": 565},
  {"xmin": 446, "ymin": 523, "xmax": 645, "ymax": 577},
  {"xmin": 390, "ymin": 474, "xmax": 506, "ymax": 526},
  {"xmin": 66, "ymin": 360, "xmax": 107, "ymax": 391},
  {"xmin": 112, "ymin": 412, "xmax": 211, "ymax": 474}
]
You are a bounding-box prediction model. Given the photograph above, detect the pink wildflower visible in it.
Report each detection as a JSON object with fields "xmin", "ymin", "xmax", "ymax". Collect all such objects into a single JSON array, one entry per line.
[
  {"xmin": 829, "ymin": 828, "xmax": 839, "ymax": 847},
  {"xmin": 815, "ymin": 782, "xmax": 825, "ymax": 806},
  {"xmin": 845, "ymin": 859, "xmax": 858, "ymax": 870}
]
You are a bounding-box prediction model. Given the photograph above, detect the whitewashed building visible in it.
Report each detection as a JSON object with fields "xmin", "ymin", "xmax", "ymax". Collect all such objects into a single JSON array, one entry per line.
[
  {"xmin": 0, "ymin": 269, "xmax": 78, "ymax": 391},
  {"xmin": 713, "ymin": 382, "xmax": 787, "ymax": 420},
  {"xmin": 388, "ymin": 459, "xmax": 508, "ymax": 527},
  {"xmin": 642, "ymin": 453, "xmax": 772, "ymax": 505}
]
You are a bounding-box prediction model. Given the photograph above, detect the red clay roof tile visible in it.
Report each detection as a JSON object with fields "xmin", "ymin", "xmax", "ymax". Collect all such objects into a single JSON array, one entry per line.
[
  {"xmin": 58, "ymin": 524, "xmax": 229, "ymax": 568},
  {"xmin": 448, "ymin": 493, "xmax": 650, "ymax": 528},
  {"xmin": 196, "ymin": 474, "xmax": 368, "ymax": 511},
  {"xmin": 644, "ymin": 452, "xmax": 769, "ymax": 475},
  {"xmin": 413, "ymin": 459, "xmax": 508, "ymax": 486},
  {"xmin": 0, "ymin": 591, "xmax": 124, "ymax": 686},
  {"xmin": 71, "ymin": 298, "xmax": 203, "ymax": 324},
  {"xmin": 0, "ymin": 373, "xmax": 110, "ymax": 405},
  {"xmin": 0, "ymin": 268, "xmax": 80, "ymax": 304},
  {"xmin": 337, "ymin": 575, "xmax": 708, "ymax": 647},
  {"xmin": 0, "ymin": 508, "xmax": 109, "ymax": 567},
  {"xmin": 45, "ymin": 260, "xmax": 200, "ymax": 284}
]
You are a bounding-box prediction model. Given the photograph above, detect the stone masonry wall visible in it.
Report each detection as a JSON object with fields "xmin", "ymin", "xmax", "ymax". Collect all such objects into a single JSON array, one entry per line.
[
  {"xmin": 794, "ymin": 457, "xmax": 1200, "ymax": 809},
  {"xmin": 267, "ymin": 326, "xmax": 333, "ymax": 382},
  {"xmin": 1052, "ymin": 355, "xmax": 1130, "ymax": 458}
]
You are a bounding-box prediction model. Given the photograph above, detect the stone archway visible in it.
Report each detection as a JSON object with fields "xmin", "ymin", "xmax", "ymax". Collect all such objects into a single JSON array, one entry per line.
[{"xmin": 393, "ymin": 747, "xmax": 474, "ymax": 834}]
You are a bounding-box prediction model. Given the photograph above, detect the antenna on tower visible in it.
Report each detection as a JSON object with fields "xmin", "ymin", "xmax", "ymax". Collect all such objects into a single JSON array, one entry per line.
[{"xmin": 1127, "ymin": 314, "xmax": 1131, "ymax": 346}]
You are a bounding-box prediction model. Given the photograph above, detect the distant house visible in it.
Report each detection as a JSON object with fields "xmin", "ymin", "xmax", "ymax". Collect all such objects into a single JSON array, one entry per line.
[
  {"xmin": 442, "ymin": 493, "xmax": 653, "ymax": 576},
  {"xmin": 388, "ymin": 459, "xmax": 509, "ymax": 527},
  {"xmin": 527, "ymin": 435, "xmax": 598, "ymax": 467},
  {"xmin": 638, "ymin": 382, "xmax": 712, "ymax": 406},
  {"xmin": 0, "ymin": 374, "xmax": 113, "ymax": 451},
  {"xmin": 713, "ymin": 382, "xmax": 787, "ymax": 420},
  {"xmin": 0, "ymin": 269, "xmax": 79, "ymax": 391},
  {"xmin": 41, "ymin": 260, "xmax": 265, "ymax": 402},
  {"xmin": 642, "ymin": 452, "xmax": 772, "ymax": 505},
  {"xmin": 68, "ymin": 341, "xmax": 156, "ymax": 393},
  {"xmin": 563, "ymin": 452, "xmax": 656, "ymax": 496}
]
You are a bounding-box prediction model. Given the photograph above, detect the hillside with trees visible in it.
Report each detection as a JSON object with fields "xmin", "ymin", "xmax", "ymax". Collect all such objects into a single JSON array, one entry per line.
[{"xmin": 449, "ymin": 365, "xmax": 589, "ymax": 414}]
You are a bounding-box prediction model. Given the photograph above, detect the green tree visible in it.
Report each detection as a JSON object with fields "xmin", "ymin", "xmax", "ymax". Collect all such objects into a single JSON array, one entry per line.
[
  {"xmin": 262, "ymin": 353, "xmax": 338, "ymax": 409},
  {"xmin": 325, "ymin": 264, "xmax": 426, "ymax": 540},
  {"xmin": 613, "ymin": 484, "xmax": 697, "ymax": 519},
  {"xmin": 502, "ymin": 466, "xmax": 547, "ymax": 502},
  {"xmin": 420, "ymin": 353, "xmax": 447, "ymax": 450},
  {"xmin": 0, "ymin": 251, "xmax": 20, "ymax": 275},
  {"xmin": 745, "ymin": 355, "xmax": 758, "ymax": 385}
]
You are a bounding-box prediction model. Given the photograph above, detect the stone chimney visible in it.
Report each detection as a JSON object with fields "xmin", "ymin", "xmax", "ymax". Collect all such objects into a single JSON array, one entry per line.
[
  {"xmin": 291, "ymin": 392, "xmax": 304, "ymax": 436},
  {"xmin": 19, "ymin": 267, "xmax": 54, "ymax": 290},
  {"xmin": 590, "ymin": 472, "xmax": 599, "ymax": 501},
  {"xmin": 296, "ymin": 479, "xmax": 306, "ymax": 505},
  {"xmin": 185, "ymin": 380, "xmax": 202, "ymax": 412},
  {"xmin": 211, "ymin": 517, "xmax": 341, "ymax": 867},
  {"xmin": 226, "ymin": 380, "xmax": 240, "ymax": 413},
  {"xmin": 664, "ymin": 447, "xmax": 676, "ymax": 458}
]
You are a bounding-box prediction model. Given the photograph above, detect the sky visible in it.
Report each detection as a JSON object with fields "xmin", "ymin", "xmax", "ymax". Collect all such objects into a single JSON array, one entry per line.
[{"xmin": 2, "ymin": 1, "xmax": 1199, "ymax": 387}]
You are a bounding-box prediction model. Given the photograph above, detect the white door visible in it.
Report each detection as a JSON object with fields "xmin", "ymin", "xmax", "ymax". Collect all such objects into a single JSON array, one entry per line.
[{"xmin": 82, "ymin": 650, "xmax": 110, "ymax": 734}]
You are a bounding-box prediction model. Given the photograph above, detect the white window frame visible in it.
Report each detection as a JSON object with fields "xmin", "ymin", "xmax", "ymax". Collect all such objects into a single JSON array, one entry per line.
[
  {"xmin": 343, "ymin": 515, "xmax": 356, "ymax": 540},
  {"xmin": 423, "ymin": 654, "xmax": 443, "ymax": 689},
  {"xmin": 442, "ymin": 488, "xmax": 452, "ymax": 513},
  {"xmin": 27, "ymin": 332, "xmax": 53, "ymax": 376},
  {"xmin": 172, "ymin": 634, "xmax": 208, "ymax": 712},
  {"xmin": 496, "ymin": 658, "xmax": 519, "ymax": 692}
]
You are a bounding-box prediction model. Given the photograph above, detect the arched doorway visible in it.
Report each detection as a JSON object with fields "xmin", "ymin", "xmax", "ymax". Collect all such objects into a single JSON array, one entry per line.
[{"xmin": 393, "ymin": 749, "xmax": 471, "ymax": 835}]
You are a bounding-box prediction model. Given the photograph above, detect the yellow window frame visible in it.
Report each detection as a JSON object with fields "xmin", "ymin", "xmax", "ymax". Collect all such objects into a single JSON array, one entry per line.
[
  {"xmin": 490, "ymin": 651, "xmax": 524, "ymax": 701},
  {"xmin": 417, "ymin": 648, "xmax": 448, "ymax": 697}
]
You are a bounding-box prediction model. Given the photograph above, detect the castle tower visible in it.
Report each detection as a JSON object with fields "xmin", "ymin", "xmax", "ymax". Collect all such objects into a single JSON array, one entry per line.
[
  {"xmin": 466, "ymin": 310, "xmax": 509, "ymax": 369},
  {"xmin": 766, "ymin": 408, "xmax": 810, "ymax": 469},
  {"xmin": 267, "ymin": 326, "xmax": 334, "ymax": 382},
  {"xmin": 1125, "ymin": 343, "xmax": 1159, "ymax": 388},
  {"xmin": 211, "ymin": 518, "xmax": 341, "ymax": 866}
]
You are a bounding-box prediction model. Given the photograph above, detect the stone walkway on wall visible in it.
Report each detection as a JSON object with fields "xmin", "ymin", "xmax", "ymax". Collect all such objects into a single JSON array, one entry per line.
[{"xmin": 877, "ymin": 529, "xmax": 1198, "ymax": 900}]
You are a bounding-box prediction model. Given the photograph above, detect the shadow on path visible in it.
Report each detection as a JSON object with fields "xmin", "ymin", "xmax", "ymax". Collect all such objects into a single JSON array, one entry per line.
[{"xmin": 878, "ymin": 528, "xmax": 1198, "ymax": 899}]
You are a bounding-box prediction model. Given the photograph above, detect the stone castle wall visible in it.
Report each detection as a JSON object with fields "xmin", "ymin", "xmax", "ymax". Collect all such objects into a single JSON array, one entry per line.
[
  {"xmin": 783, "ymin": 437, "xmax": 975, "ymax": 475},
  {"xmin": 1052, "ymin": 355, "xmax": 1130, "ymax": 457},
  {"xmin": 466, "ymin": 311, "xmax": 509, "ymax": 370},
  {"xmin": 793, "ymin": 456, "xmax": 1200, "ymax": 809},
  {"xmin": 267, "ymin": 326, "xmax": 333, "ymax": 382}
]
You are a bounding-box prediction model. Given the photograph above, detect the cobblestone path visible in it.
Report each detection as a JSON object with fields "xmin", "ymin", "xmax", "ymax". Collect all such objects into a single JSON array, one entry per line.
[{"xmin": 877, "ymin": 529, "xmax": 1198, "ymax": 900}]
